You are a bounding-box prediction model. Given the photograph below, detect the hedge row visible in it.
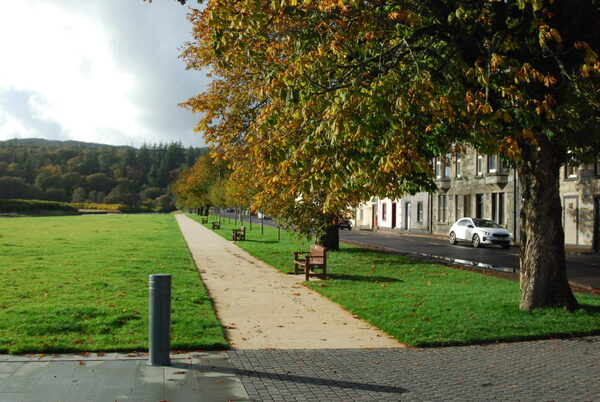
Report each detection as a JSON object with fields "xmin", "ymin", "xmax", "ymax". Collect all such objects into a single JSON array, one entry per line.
[{"xmin": 0, "ymin": 199, "xmax": 80, "ymax": 215}]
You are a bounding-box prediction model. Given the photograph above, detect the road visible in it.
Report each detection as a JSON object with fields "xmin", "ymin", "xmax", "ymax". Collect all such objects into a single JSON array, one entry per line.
[{"xmin": 340, "ymin": 228, "xmax": 600, "ymax": 290}]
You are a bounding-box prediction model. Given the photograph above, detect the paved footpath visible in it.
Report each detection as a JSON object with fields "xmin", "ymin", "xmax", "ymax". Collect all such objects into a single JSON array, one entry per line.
[
  {"xmin": 0, "ymin": 351, "xmax": 249, "ymax": 401},
  {"xmin": 229, "ymin": 336, "xmax": 600, "ymax": 401},
  {"xmin": 2, "ymin": 337, "xmax": 597, "ymax": 401},
  {"xmin": 175, "ymin": 214, "xmax": 402, "ymax": 349}
]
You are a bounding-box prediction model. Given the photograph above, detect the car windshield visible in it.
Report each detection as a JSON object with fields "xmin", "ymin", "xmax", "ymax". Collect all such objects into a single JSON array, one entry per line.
[{"xmin": 472, "ymin": 219, "xmax": 502, "ymax": 228}]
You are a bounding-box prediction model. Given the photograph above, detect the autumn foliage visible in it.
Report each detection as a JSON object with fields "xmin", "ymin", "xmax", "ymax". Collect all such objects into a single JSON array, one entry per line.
[{"xmin": 180, "ymin": 0, "xmax": 599, "ymax": 310}]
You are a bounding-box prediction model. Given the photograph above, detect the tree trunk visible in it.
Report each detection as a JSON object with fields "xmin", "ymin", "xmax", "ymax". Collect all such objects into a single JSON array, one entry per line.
[
  {"xmin": 316, "ymin": 214, "xmax": 340, "ymax": 251},
  {"xmin": 516, "ymin": 138, "xmax": 578, "ymax": 311}
]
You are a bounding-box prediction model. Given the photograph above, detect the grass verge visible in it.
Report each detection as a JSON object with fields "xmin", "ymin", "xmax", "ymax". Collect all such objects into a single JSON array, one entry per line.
[
  {"xmin": 190, "ymin": 214, "xmax": 600, "ymax": 347},
  {"xmin": 0, "ymin": 214, "xmax": 227, "ymax": 354}
]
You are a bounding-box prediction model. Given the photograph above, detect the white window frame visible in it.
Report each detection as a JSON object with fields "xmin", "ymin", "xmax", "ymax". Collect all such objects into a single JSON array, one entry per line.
[
  {"xmin": 435, "ymin": 158, "xmax": 442, "ymax": 178},
  {"xmin": 476, "ymin": 154, "xmax": 483, "ymax": 176},
  {"xmin": 443, "ymin": 153, "xmax": 451, "ymax": 178},
  {"xmin": 417, "ymin": 201, "xmax": 424, "ymax": 223},
  {"xmin": 488, "ymin": 155, "xmax": 497, "ymax": 173},
  {"xmin": 565, "ymin": 164, "xmax": 577, "ymax": 179},
  {"xmin": 437, "ymin": 195, "xmax": 447, "ymax": 222}
]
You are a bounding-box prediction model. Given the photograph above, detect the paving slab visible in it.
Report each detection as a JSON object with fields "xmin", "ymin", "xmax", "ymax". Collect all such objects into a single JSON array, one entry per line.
[
  {"xmin": 229, "ymin": 336, "xmax": 600, "ymax": 401},
  {"xmin": 0, "ymin": 352, "xmax": 249, "ymax": 401}
]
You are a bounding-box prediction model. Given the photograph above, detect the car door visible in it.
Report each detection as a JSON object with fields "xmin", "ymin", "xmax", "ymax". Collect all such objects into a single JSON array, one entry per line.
[
  {"xmin": 454, "ymin": 219, "xmax": 468, "ymax": 240},
  {"xmin": 463, "ymin": 218, "xmax": 475, "ymax": 241}
]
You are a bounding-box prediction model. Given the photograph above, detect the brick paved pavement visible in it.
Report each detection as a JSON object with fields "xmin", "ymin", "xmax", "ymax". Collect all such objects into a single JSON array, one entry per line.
[{"xmin": 228, "ymin": 336, "xmax": 600, "ymax": 401}]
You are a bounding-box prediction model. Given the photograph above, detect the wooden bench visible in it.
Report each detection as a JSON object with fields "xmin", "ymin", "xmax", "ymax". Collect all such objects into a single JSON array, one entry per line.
[
  {"xmin": 232, "ymin": 226, "xmax": 246, "ymax": 241},
  {"xmin": 293, "ymin": 244, "xmax": 327, "ymax": 281},
  {"xmin": 211, "ymin": 221, "xmax": 221, "ymax": 230},
  {"xmin": 201, "ymin": 217, "xmax": 208, "ymax": 224}
]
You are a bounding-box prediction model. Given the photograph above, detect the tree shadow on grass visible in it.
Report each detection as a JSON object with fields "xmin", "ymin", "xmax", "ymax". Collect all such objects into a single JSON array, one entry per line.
[
  {"xmin": 241, "ymin": 239, "xmax": 281, "ymax": 244},
  {"xmin": 336, "ymin": 247, "xmax": 432, "ymax": 265},
  {"xmin": 327, "ymin": 273, "xmax": 404, "ymax": 283},
  {"xmin": 578, "ymin": 304, "xmax": 600, "ymax": 314}
]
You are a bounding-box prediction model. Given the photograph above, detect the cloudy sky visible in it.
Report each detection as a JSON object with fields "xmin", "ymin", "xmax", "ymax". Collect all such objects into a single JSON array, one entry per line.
[{"xmin": 0, "ymin": 0, "xmax": 208, "ymax": 148}]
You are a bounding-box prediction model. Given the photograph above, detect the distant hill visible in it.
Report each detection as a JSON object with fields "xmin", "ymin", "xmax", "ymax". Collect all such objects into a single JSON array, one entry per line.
[
  {"xmin": 0, "ymin": 137, "xmax": 209, "ymax": 209},
  {"xmin": 0, "ymin": 137, "xmax": 132, "ymax": 150}
]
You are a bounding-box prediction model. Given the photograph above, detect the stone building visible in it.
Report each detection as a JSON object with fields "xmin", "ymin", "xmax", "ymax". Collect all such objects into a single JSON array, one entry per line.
[
  {"xmin": 559, "ymin": 157, "xmax": 600, "ymax": 250},
  {"xmin": 354, "ymin": 193, "xmax": 430, "ymax": 232},
  {"xmin": 353, "ymin": 151, "xmax": 600, "ymax": 251},
  {"xmin": 430, "ymin": 147, "xmax": 519, "ymax": 240}
]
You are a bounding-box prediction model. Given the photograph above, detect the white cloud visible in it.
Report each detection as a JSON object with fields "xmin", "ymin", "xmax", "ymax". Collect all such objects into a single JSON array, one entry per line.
[{"xmin": 0, "ymin": 0, "xmax": 206, "ymax": 147}]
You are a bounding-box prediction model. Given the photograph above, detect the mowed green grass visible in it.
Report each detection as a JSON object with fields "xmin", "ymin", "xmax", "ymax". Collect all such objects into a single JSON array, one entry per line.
[
  {"xmin": 193, "ymin": 215, "xmax": 600, "ymax": 347},
  {"xmin": 0, "ymin": 214, "xmax": 226, "ymax": 354}
]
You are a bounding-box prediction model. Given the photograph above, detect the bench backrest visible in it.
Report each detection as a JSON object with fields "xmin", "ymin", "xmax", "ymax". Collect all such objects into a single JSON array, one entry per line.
[
  {"xmin": 240, "ymin": 226, "xmax": 246, "ymax": 234},
  {"xmin": 309, "ymin": 244, "xmax": 326, "ymax": 264}
]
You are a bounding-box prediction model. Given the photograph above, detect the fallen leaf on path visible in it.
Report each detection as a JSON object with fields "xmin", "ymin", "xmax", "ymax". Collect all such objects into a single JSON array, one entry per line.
[{"xmin": 173, "ymin": 371, "xmax": 186, "ymax": 374}]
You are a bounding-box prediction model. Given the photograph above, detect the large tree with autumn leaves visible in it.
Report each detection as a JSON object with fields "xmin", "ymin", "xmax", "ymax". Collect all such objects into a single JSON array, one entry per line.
[{"xmin": 178, "ymin": 0, "xmax": 599, "ymax": 311}]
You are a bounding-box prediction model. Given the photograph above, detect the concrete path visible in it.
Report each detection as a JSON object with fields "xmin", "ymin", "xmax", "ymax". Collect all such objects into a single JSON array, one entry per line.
[
  {"xmin": 0, "ymin": 352, "xmax": 249, "ymax": 402},
  {"xmin": 175, "ymin": 214, "xmax": 403, "ymax": 349}
]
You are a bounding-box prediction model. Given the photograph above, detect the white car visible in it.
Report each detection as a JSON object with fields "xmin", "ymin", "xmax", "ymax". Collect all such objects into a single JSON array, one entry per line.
[
  {"xmin": 448, "ymin": 218, "xmax": 513, "ymax": 249},
  {"xmin": 257, "ymin": 212, "xmax": 271, "ymax": 220}
]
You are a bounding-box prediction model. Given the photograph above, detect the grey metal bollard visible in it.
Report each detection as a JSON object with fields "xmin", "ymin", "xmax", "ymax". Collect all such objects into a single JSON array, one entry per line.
[{"xmin": 149, "ymin": 274, "xmax": 171, "ymax": 366}]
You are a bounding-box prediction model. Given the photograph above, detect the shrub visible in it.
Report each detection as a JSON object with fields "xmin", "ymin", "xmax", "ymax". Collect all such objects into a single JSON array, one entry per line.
[{"xmin": 0, "ymin": 199, "xmax": 79, "ymax": 215}]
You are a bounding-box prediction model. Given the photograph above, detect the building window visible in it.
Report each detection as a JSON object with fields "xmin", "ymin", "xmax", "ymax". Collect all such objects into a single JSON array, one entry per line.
[
  {"xmin": 595, "ymin": 156, "xmax": 600, "ymax": 177},
  {"xmin": 381, "ymin": 203, "xmax": 387, "ymax": 221},
  {"xmin": 564, "ymin": 164, "xmax": 578, "ymax": 179},
  {"xmin": 444, "ymin": 153, "xmax": 451, "ymax": 178},
  {"xmin": 499, "ymin": 158, "xmax": 508, "ymax": 173},
  {"xmin": 463, "ymin": 195, "xmax": 471, "ymax": 217},
  {"xmin": 435, "ymin": 155, "xmax": 451, "ymax": 179},
  {"xmin": 454, "ymin": 195, "xmax": 463, "ymax": 220},
  {"xmin": 475, "ymin": 194, "xmax": 484, "ymax": 218},
  {"xmin": 491, "ymin": 193, "xmax": 505, "ymax": 225},
  {"xmin": 417, "ymin": 201, "xmax": 423, "ymax": 223},
  {"xmin": 476, "ymin": 154, "xmax": 483, "ymax": 175},
  {"xmin": 437, "ymin": 195, "xmax": 447, "ymax": 222},
  {"xmin": 455, "ymin": 153, "xmax": 462, "ymax": 178},
  {"xmin": 488, "ymin": 155, "xmax": 497, "ymax": 173}
]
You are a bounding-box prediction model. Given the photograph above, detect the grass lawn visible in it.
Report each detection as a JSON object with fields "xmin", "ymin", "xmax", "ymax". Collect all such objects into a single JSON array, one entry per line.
[
  {"xmin": 192, "ymin": 214, "xmax": 600, "ymax": 347},
  {"xmin": 0, "ymin": 214, "xmax": 226, "ymax": 354}
]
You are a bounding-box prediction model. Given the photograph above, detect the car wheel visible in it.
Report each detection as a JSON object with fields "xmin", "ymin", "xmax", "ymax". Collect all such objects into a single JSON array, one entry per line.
[
  {"xmin": 348, "ymin": 227, "xmax": 351, "ymax": 231},
  {"xmin": 501, "ymin": 244, "xmax": 510, "ymax": 249},
  {"xmin": 472, "ymin": 234, "xmax": 482, "ymax": 248},
  {"xmin": 449, "ymin": 231, "xmax": 457, "ymax": 245}
]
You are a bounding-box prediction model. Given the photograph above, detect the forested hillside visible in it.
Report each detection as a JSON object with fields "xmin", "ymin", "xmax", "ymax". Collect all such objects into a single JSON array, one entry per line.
[{"xmin": 0, "ymin": 138, "xmax": 208, "ymax": 209}]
